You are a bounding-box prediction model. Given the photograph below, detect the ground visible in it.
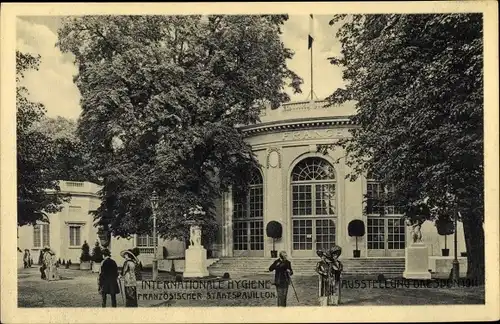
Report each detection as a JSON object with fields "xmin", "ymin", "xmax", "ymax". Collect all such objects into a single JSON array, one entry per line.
[{"xmin": 18, "ymin": 267, "xmax": 484, "ymax": 308}]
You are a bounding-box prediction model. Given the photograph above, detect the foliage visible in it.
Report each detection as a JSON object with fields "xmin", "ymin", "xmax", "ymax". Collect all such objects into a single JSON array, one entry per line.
[
  {"xmin": 57, "ymin": 15, "xmax": 302, "ymax": 241},
  {"xmin": 436, "ymin": 216, "xmax": 455, "ymax": 236},
  {"xmin": 325, "ymin": 14, "xmax": 483, "ymax": 281},
  {"xmin": 91, "ymin": 241, "xmax": 104, "ymax": 263},
  {"xmin": 16, "ymin": 51, "xmax": 69, "ymax": 226},
  {"xmin": 32, "ymin": 116, "xmax": 96, "ymax": 182},
  {"xmin": 266, "ymin": 221, "xmax": 283, "ymax": 239},
  {"xmin": 80, "ymin": 241, "xmax": 91, "ymax": 262},
  {"xmin": 347, "ymin": 219, "xmax": 365, "ymax": 237},
  {"xmin": 131, "ymin": 247, "xmax": 140, "ymax": 257}
]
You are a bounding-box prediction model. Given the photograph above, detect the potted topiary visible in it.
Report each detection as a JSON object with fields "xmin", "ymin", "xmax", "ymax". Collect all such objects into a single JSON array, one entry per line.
[
  {"xmin": 348, "ymin": 219, "xmax": 365, "ymax": 258},
  {"xmin": 79, "ymin": 241, "xmax": 92, "ymax": 270},
  {"xmin": 91, "ymin": 241, "xmax": 103, "ymax": 273},
  {"xmin": 436, "ymin": 217, "xmax": 454, "ymax": 257},
  {"xmin": 266, "ymin": 221, "xmax": 283, "ymax": 258}
]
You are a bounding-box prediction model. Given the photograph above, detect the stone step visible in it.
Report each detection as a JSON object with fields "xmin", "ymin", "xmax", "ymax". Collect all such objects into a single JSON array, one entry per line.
[{"xmin": 208, "ymin": 257, "xmax": 406, "ymax": 277}]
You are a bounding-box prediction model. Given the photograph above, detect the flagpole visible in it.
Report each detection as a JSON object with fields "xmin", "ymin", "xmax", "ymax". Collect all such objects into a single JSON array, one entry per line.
[
  {"xmin": 310, "ymin": 36, "xmax": 314, "ymax": 101},
  {"xmin": 308, "ymin": 14, "xmax": 316, "ymax": 101}
]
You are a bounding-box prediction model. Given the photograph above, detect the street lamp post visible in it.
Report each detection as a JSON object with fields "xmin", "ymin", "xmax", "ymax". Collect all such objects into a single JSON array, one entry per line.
[
  {"xmin": 151, "ymin": 190, "xmax": 159, "ymax": 281},
  {"xmin": 452, "ymin": 211, "xmax": 460, "ymax": 280}
]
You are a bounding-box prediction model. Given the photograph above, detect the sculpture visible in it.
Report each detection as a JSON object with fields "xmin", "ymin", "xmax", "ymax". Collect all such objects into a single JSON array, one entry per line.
[
  {"xmin": 189, "ymin": 225, "xmax": 202, "ymax": 247},
  {"xmin": 408, "ymin": 219, "xmax": 424, "ymax": 243}
]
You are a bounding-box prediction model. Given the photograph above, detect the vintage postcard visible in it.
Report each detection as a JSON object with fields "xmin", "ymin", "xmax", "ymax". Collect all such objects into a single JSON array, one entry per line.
[{"xmin": 1, "ymin": 1, "xmax": 499, "ymax": 323}]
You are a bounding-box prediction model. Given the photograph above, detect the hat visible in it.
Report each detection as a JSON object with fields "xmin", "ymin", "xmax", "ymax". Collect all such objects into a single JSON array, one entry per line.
[
  {"xmin": 102, "ymin": 248, "xmax": 111, "ymax": 257},
  {"xmin": 120, "ymin": 249, "xmax": 139, "ymax": 263},
  {"xmin": 325, "ymin": 245, "xmax": 342, "ymax": 261},
  {"xmin": 316, "ymin": 250, "xmax": 325, "ymax": 258}
]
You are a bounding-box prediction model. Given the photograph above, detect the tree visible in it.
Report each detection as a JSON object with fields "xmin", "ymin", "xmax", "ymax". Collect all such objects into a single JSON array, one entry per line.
[
  {"xmin": 56, "ymin": 15, "xmax": 302, "ymax": 241},
  {"xmin": 32, "ymin": 116, "xmax": 96, "ymax": 182},
  {"xmin": 16, "ymin": 51, "xmax": 69, "ymax": 226},
  {"xmin": 91, "ymin": 241, "xmax": 104, "ymax": 263},
  {"xmin": 266, "ymin": 221, "xmax": 283, "ymax": 257},
  {"xmin": 80, "ymin": 241, "xmax": 91, "ymax": 262},
  {"xmin": 323, "ymin": 14, "xmax": 483, "ymax": 281}
]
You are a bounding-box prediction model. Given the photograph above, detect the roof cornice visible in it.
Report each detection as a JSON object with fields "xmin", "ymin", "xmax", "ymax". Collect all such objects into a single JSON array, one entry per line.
[{"xmin": 240, "ymin": 116, "xmax": 357, "ymax": 136}]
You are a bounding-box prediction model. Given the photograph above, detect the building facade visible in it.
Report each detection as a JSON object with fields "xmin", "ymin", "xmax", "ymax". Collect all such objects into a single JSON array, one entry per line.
[
  {"xmin": 214, "ymin": 100, "xmax": 467, "ymax": 260},
  {"xmin": 17, "ymin": 100, "xmax": 467, "ymax": 266}
]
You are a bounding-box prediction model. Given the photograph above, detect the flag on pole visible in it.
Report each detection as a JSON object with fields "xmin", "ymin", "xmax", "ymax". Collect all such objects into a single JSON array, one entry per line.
[{"xmin": 308, "ymin": 14, "xmax": 314, "ymax": 49}]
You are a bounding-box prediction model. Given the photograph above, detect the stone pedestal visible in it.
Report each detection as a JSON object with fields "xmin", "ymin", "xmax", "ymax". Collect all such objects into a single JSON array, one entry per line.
[
  {"xmin": 403, "ymin": 243, "xmax": 431, "ymax": 279},
  {"xmin": 183, "ymin": 246, "xmax": 209, "ymax": 278}
]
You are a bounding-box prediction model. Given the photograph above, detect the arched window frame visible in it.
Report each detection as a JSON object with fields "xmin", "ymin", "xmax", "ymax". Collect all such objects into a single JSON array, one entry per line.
[{"xmin": 290, "ymin": 157, "xmax": 336, "ymax": 217}]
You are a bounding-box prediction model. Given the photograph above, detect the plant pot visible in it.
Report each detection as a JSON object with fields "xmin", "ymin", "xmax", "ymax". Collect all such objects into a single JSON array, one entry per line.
[
  {"xmin": 79, "ymin": 261, "xmax": 91, "ymax": 270},
  {"xmin": 270, "ymin": 250, "xmax": 278, "ymax": 258},
  {"xmin": 353, "ymin": 250, "xmax": 361, "ymax": 258},
  {"xmin": 91, "ymin": 262, "xmax": 101, "ymax": 273},
  {"xmin": 441, "ymin": 249, "xmax": 450, "ymax": 257},
  {"xmin": 460, "ymin": 252, "xmax": 467, "ymax": 257}
]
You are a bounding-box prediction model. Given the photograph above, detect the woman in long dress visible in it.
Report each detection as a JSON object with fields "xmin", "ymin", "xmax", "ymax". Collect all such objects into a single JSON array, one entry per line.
[
  {"xmin": 120, "ymin": 249, "xmax": 139, "ymax": 307},
  {"xmin": 315, "ymin": 246, "xmax": 343, "ymax": 306}
]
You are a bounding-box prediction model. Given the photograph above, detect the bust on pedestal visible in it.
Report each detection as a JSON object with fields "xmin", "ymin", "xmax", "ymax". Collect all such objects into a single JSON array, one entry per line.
[
  {"xmin": 403, "ymin": 219, "xmax": 431, "ymax": 280},
  {"xmin": 183, "ymin": 224, "xmax": 209, "ymax": 278}
]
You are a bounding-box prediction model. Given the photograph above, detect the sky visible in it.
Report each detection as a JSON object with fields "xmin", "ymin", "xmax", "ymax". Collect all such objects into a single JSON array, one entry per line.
[{"xmin": 16, "ymin": 15, "xmax": 345, "ymax": 120}]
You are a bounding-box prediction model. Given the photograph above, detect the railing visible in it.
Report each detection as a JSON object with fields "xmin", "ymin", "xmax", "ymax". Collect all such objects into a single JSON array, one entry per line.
[
  {"xmin": 282, "ymin": 100, "xmax": 330, "ymax": 112},
  {"xmin": 138, "ymin": 247, "xmax": 154, "ymax": 254},
  {"xmin": 66, "ymin": 181, "xmax": 84, "ymax": 187}
]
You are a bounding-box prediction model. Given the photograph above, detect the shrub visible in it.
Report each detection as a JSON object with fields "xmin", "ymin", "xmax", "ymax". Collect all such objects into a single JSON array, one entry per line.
[
  {"xmin": 131, "ymin": 247, "xmax": 141, "ymax": 257},
  {"xmin": 91, "ymin": 241, "xmax": 104, "ymax": 263},
  {"xmin": 266, "ymin": 221, "xmax": 283, "ymax": 251},
  {"xmin": 348, "ymin": 219, "xmax": 366, "ymax": 251},
  {"xmin": 436, "ymin": 217, "xmax": 455, "ymax": 249},
  {"xmin": 80, "ymin": 241, "xmax": 91, "ymax": 262}
]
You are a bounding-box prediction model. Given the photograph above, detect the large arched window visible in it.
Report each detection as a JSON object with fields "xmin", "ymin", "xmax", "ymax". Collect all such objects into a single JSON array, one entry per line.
[
  {"xmin": 232, "ymin": 168, "xmax": 264, "ymax": 256},
  {"xmin": 291, "ymin": 157, "xmax": 336, "ymax": 256}
]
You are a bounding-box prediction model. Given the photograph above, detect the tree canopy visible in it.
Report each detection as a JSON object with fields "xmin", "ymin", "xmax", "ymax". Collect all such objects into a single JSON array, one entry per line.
[
  {"xmin": 324, "ymin": 14, "xmax": 483, "ymax": 281},
  {"xmin": 57, "ymin": 15, "xmax": 302, "ymax": 241},
  {"xmin": 32, "ymin": 116, "xmax": 95, "ymax": 182},
  {"xmin": 16, "ymin": 51, "xmax": 68, "ymax": 225}
]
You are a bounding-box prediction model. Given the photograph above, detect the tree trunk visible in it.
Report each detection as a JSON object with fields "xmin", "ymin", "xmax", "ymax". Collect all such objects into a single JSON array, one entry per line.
[{"xmin": 461, "ymin": 210, "xmax": 484, "ymax": 284}]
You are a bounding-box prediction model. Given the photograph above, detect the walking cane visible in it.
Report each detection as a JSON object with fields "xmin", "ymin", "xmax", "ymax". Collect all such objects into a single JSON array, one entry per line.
[
  {"xmin": 288, "ymin": 275, "xmax": 300, "ymax": 303},
  {"xmin": 118, "ymin": 278, "xmax": 125, "ymax": 305}
]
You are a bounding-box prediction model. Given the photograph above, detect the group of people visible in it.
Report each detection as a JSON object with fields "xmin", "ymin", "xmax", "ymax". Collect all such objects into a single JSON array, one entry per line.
[
  {"xmin": 98, "ymin": 248, "xmax": 142, "ymax": 307},
  {"xmin": 268, "ymin": 245, "xmax": 343, "ymax": 307},
  {"xmin": 23, "ymin": 249, "xmax": 32, "ymax": 268},
  {"xmin": 38, "ymin": 246, "xmax": 58, "ymax": 280}
]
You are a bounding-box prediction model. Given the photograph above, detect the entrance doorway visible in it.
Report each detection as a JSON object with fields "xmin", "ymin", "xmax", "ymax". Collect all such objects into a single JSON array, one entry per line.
[
  {"xmin": 232, "ymin": 169, "xmax": 264, "ymax": 257},
  {"xmin": 290, "ymin": 157, "xmax": 337, "ymax": 257},
  {"xmin": 367, "ymin": 217, "xmax": 406, "ymax": 257},
  {"xmin": 233, "ymin": 220, "xmax": 264, "ymax": 257}
]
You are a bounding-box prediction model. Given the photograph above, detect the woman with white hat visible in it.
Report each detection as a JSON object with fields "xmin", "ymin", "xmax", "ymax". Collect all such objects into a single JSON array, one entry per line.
[{"xmin": 120, "ymin": 249, "xmax": 139, "ymax": 307}]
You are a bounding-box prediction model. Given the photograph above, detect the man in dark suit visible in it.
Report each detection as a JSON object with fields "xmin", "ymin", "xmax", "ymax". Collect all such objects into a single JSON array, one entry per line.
[
  {"xmin": 98, "ymin": 249, "xmax": 120, "ymax": 307},
  {"xmin": 269, "ymin": 251, "xmax": 293, "ymax": 307}
]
